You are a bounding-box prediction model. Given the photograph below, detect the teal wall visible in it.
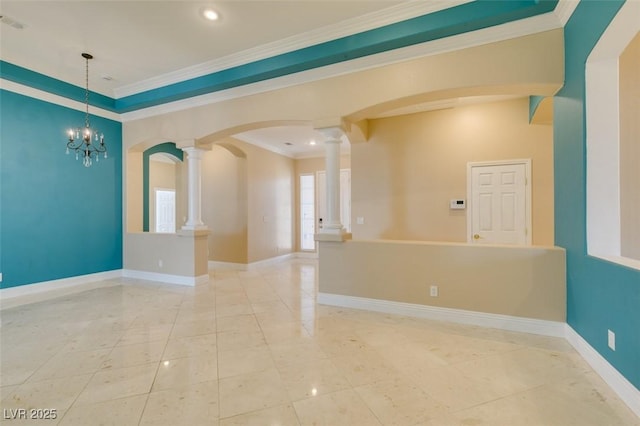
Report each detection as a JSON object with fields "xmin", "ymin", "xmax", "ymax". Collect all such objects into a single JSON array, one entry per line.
[
  {"xmin": 0, "ymin": 90, "xmax": 123, "ymax": 289},
  {"xmin": 555, "ymin": 0, "xmax": 639, "ymax": 390}
]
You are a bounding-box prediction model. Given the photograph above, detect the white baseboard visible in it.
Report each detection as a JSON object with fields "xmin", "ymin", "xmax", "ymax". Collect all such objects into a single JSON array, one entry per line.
[
  {"xmin": 565, "ymin": 325, "xmax": 640, "ymax": 418},
  {"xmin": 295, "ymin": 251, "xmax": 319, "ymax": 259},
  {"xmin": 0, "ymin": 270, "xmax": 122, "ymax": 310},
  {"xmin": 208, "ymin": 260, "xmax": 249, "ymax": 271},
  {"xmin": 121, "ymin": 270, "xmax": 208, "ymax": 286},
  {"xmin": 318, "ymin": 292, "xmax": 566, "ymax": 337}
]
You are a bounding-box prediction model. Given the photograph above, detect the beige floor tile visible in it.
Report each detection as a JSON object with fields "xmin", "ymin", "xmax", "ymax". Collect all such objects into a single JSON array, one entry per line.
[
  {"xmin": 454, "ymin": 347, "xmax": 591, "ymax": 396},
  {"xmin": 330, "ymin": 348, "xmax": 401, "ymax": 387},
  {"xmin": 153, "ymin": 355, "xmax": 218, "ymax": 391},
  {"xmin": 219, "ymin": 404, "xmax": 300, "ymax": 426},
  {"xmin": 170, "ymin": 318, "xmax": 217, "ymax": 339},
  {"xmin": 162, "ymin": 332, "xmax": 217, "ymax": 359},
  {"xmin": 260, "ymin": 322, "xmax": 312, "ymax": 345},
  {"xmin": 140, "ymin": 380, "xmax": 219, "ymax": 426},
  {"xmin": 216, "ymin": 314, "xmax": 261, "ymax": 334},
  {"xmin": 27, "ymin": 348, "xmax": 111, "ymax": 382},
  {"xmin": 216, "ymin": 330, "xmax": 266, "ymax": 351},
  {"xmin": 58, "ymin": 394, "xmax": 147, "ymax": 426},
  {"xmin": 268, "ymin": 340, "xmax": 327, "ymax": 369},
  {"xmin": 218, "ymin": 369, "xmax": 290, "ymax": 418},
  {"xmin": 116, "ymin": 324, "xmax": 173, "ymax": 346},
  {"xmin": 293, "ymin": 389, "xmax": 382, "ymax": 426},
  {"xmin": 409, "ymin": 364, "xmax": 505, "ymax": 411},
  {"xmin": 218, "ymin": 345, "xmax": 275, "ymax": 379},
  {"xmin": 276, "ymin": 358, "xmax": 351, "ymax": 401},
  {"xmin": 355, "ymin": 378, "xmax": 449, "ymax": 426},
  {"xmin": 100, "ymin": 340, "xmax": 166, "ymax": 370},
  {"xmin": 452, "ymin": 372, "xmax": 640, "ymax": 426},
  {"xmin": 75, "ymin": 363, "xmax": 158, "ymax": 405},
  {"xmin": 1, "ymin": 374, "xmax": 92, "ymax": 414},
  {"xmin": 1, "ymin": 260, "xmax": 636, "ymax": 426},
  {"xmin": 216, "ymin": 303, "xmax": 254, "ymax": 318}
]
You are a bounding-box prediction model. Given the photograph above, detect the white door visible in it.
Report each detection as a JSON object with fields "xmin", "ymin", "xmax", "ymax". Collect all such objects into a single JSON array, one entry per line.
[
  {"xmin": 469, "ymin": 162, "xmax": 529, "ymax": 245},
  {"xmin": 155, "ymin": 189, "xmax": 176, "ymax": 233},
  {"xmin": 317, "ymin": 169, "xmax": 351, "ymax": 233}
]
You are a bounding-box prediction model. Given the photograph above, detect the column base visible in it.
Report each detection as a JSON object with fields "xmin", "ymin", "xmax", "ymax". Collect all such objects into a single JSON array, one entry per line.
[{"xmin": 181, "ymin": 224, "xmax": 209, "ymax": 232}]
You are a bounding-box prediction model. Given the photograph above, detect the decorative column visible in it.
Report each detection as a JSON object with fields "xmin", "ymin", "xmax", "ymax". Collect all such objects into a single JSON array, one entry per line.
[
  {"xmin": 182, "ymin": 146, "xmax": 207, "ymax": 231},
  {"xmin": 317, "ymin": 126, "xmax": 346, "ymax": 240}
]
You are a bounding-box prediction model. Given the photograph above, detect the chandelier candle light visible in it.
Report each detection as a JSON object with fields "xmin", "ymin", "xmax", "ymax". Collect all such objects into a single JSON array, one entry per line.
[{"xmin": 66, "ymin": 53, "xmax": 107, "ymax": 167}]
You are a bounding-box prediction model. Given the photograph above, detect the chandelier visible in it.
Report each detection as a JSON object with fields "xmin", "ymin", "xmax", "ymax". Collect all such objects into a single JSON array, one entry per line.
[{"xmin": 66, "ymin": 53, "xmax": 107, "ymax": 167}]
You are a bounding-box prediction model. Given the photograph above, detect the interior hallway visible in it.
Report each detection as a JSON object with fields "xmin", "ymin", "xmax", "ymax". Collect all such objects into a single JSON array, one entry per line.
[{"xmin": 1, "ymin": 259, "xmax": 637, "ymax": 426}]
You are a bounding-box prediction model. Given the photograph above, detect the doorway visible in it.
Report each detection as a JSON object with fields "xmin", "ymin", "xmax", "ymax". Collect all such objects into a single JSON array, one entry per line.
[
  {"xmin": 467, "ymin": 160, "xmax": 531, "ymax": 245},
  {"xmin": 155, "ymin": 189, "xmax": 176, "ymax": 233}
]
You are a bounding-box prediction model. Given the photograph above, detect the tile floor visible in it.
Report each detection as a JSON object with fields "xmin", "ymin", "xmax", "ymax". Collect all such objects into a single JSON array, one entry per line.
[{"xmin": 1, "ymin": 259, "xmax": 638, "ymax": 425}]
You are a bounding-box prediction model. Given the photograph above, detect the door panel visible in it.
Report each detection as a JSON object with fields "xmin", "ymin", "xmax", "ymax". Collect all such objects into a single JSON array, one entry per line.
[{"xmin": 470, "ymin": 163, "xmax": 527, "ymax": 245}]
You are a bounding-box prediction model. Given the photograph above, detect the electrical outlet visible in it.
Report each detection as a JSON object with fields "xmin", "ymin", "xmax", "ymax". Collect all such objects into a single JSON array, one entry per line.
[
  {"xmin": 430, "ymin": 285, "xmax": 439, "ymax": 297},
  {"xmin": 158, "ymin": 259, "xmax": 163, "ymax": 268},
  {"xmin": 356, "ymin": 216, "xmax": 365, "ymax": 225},
  {"xmin": 608, "ymin": 329, "xmax": 616, "ymax": 351}
]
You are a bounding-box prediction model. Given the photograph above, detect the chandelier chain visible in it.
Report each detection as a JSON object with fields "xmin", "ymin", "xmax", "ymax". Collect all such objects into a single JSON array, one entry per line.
[{"xmin": 84, "ymin": 55, "xmax": 90, "ymax": 128}]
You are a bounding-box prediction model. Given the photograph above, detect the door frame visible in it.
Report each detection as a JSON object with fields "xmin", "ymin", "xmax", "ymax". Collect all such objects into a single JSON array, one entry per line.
[{"xmin": 466, "ymin": 159, "xmax": 532, "ymax": 245}]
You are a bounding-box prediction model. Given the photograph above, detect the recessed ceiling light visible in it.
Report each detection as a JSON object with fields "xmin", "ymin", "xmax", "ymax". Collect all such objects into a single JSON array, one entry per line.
[
  {"xmin": 308, "ymin": 140, "xmax": 317, "ymax": 146},
  {"xmin": 202, "ymin": 8, "xmax": 219, "ymax": 21}
]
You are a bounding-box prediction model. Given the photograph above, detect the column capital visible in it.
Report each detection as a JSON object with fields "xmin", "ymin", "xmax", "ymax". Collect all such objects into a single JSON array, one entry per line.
[
  {"xmin": 182, "ymin": 146, "xmax": 205, "ymax": 160},
  {"xmin": 316, "ymin": 126, "xmax": 345, "ymax": 142}
]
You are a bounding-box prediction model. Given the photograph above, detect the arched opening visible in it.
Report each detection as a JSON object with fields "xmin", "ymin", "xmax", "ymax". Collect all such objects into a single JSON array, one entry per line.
[
  {"xmin": 143, "ymin": 143, "xmax": 184, "ymax": 232},
  {"xmin": 586, "ymin": 0, "xmax": 640, "ymax": 269}
]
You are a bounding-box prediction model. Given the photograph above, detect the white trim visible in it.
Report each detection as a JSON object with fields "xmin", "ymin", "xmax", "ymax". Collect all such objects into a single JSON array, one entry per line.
[
  {"xmin": 295, "ymin": 251, "xmax": 319, "ymax": 259},
  {"xmin": 318, "ymin": 292, "xmax": 565, "ymax": 337},
  {"xmin": 113, "ymin": 0, "xmax": 474, "ymax": 98},
  {"xmin": 208, "ymin": 260, "xmax": 249, "ymax": 271},
  {"xmin": 565, "ymin": 325, "xmax": 640, "ymax": 418},
  {"xmin": 466, "ymin": 159, "xmax": 533, "ymax": 245},
  {"xmin": 0, "ymin": 270, "xmax": 122, "ymax": 310},
  {"xmin": 554, "ymin": 0, "xmax": 580, "ymax": 27},
  {"xmin": 121, "ymin": 269, "xmax": 207, "ymax": 286},
  {"xmin": 121, "ymin": 11, "xmax": 564, "ymax": 123},
  {"xmin": 585, "ymin": 0, "xmax": 640, "ymax": 269},
  {"xmin": 0, "ymin": 79, "xmax": 121, "ymax": 122}
]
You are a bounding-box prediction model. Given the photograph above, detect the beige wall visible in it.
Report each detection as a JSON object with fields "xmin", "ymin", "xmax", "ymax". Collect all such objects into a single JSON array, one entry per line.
[
  {"xmin": 319, "ymin": 240, "xmax": 566, "ymax": 321},
  {"xmin": 124, "ymin": 231, "xmax": 209, "ymax": 278},
  {"xmin": 123, "ymin": 30, "xmax": 563, "ymax": 146},
  {"xmin": 202, "ymin": 144, "xmax": 248, "ymax": 263},
  {"xmin": 240, "ymin": 139, "xmax": 295, "ymax": 263},
  {"xmin": 620, "ymin": 32, "xmax": 640, "ymax": 260},
  {"xmin": 201, "ymin": 139, "xmax": 295, "ymax": 263},
  {"xmin": 351, "ymin": 98, "xmax": 554, "ymax": 245},
  {"xmin": 294, "ymin": 155, "xmax": 351, "ymax": 252},
  {"xmin": 126, "ymin": 152, "xmax": 143, "ymax": 232}
]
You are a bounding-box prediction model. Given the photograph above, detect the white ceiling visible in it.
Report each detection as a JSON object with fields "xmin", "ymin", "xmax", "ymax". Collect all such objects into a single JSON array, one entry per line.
[
  {"xmin": 0, "ymin": 1, "xmax": 530, "ymax": 158},
  {"xmin": 0, "ymin": 0, "xmax": 408, "ymax": 95}
]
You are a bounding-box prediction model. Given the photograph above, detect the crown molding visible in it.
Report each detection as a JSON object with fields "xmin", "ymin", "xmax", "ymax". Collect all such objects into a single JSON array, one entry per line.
[
  {"xmin": 554, "ymin": 0, "xmax": 580, "ymax": 26},
  {"xmin": 113, "ymin": 0, "xmax": 473, "ymax": 98},
  {"xmin": 121, "ymin": 10, "xmax": 563, "ymax": 123},
  {"xmin": 0, "ymin": 78, "xmax": 121, "ymax": 121}
]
